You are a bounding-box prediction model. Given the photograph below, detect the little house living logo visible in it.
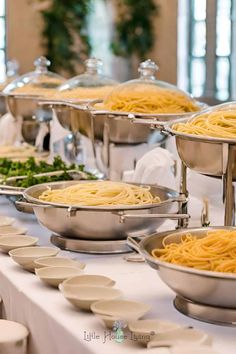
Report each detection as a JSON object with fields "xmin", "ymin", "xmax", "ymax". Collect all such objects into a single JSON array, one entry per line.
[
  {"xmin": 83, "ymin": 320, "xmax": 154, "ymax": 344},
  {"xmin": 113, "ymin": 320, "xmax": 127, "ymax": 343}
]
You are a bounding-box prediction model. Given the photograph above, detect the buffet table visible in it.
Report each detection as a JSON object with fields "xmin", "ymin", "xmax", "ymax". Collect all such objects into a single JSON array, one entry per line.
[{"xmin": 0, "ymin": 196, "xmax": 234, "ymax": 354}]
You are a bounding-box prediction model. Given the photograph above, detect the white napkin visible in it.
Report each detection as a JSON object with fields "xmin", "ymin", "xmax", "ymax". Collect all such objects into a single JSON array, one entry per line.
[
  {"xmin": 49, "ymin": 111, "xmax": 70, "ymax": 161},
  {"xmin": 0, "ymin": 113, "xmax": 23, "ymax": 145},
  {"xmin": 132, "ymin": 147, "xmax": 177, "ymax": 189}
]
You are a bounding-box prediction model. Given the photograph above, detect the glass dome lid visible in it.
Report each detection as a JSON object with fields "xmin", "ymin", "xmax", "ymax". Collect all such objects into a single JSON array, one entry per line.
[
  {"xmin": 96, "ymin": 59, "xmax": 202, "ymax": 116},
  {"xmin": 3, "ymin": 56, "xmax": 65, "ymax": 98},
  {"xmin": 53, "ymin": 57, "xmax": 118, "ymax": 102},
  {"xmin": 0, "ymin": 59, "xmax": 20, "ymax": 92}
]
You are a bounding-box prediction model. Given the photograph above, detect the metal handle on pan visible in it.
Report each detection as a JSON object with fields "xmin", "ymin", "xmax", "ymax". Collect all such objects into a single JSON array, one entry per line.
[
  {"xmin": 0, "ymin": 189, "xmax": 24, "ymax": 196},
  {"xmin": 162, "ymin": 195, "xmax": 187, "ymax": 204},
  {"xmin": 15, "ymin": 199, "xmax": 53, "ymax": 209},
  {"xmin": 119, "ymin": 213, "xmax": 190, "ymax": 223},
  {"xmin": 126, "ymin": 236, "xmax": 142, "ymax": 254},
  {"xmin": 0, "ymin": 184, "xmax": 25, "ymax": 191}
]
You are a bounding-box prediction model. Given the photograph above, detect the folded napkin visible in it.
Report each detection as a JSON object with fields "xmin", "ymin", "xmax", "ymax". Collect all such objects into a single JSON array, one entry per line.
[
  {"xmin": 49, "ymin": 111, "xmax": 70, "ymax": 161},
  {"xmin": 132, "ymin": 147, "xmax": 177, "ymax": 189},
  {"xmin": 0, "ymin": 113, "xmax": 23, "ymax": 145}
]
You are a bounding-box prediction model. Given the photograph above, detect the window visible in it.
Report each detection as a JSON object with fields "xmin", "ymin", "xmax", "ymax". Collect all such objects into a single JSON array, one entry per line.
[
  {"xmin": 178, "ymin": 0, "xmax": 236, "ymax": 100},
  {"xmin": 87, "ymin": 0, "xmax": 113, "ymax": 76},
  {"xmin": 0, "ymin": 0, "xmax": 5, "ymax": 82}
]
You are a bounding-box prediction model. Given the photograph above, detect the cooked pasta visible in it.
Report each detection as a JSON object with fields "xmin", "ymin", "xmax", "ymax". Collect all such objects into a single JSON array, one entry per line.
[
  {"xmin": 173, "ymin": 110, "xmax": 236, "ymax": 138},
  {"xmin": 152, "ymin": 229, "xmax": 236, "ymax": 273},
  {"xmin": 53, "ymin": 86, "xmax": 115, "ymax": 100},
  {"xmin": 39, "ymin": 181, "xmax": 161, "ymax": 206},
  {"xmin": 97, "ymin": 85, "xmax": 200, "ymax": 114}
]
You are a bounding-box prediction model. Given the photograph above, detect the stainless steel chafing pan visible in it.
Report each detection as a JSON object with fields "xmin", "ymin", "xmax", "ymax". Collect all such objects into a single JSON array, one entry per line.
[
  {"xmin": 13, "ymin": 180, "xmax": 188, "ymax": 240},
  {"xmin": 128, "ymin": 227, "xmax": 236, "ymax": 308}
]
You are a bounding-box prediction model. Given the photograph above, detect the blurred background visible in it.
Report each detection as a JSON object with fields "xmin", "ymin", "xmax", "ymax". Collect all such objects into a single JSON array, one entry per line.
[{"xmin": 1, "ymin": 0, "xmax": 234, "ymax": 102}]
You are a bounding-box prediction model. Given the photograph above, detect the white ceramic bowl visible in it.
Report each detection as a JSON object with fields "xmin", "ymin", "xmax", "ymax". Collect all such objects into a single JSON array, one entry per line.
[
  {"xmin": 0, "ymin": 235, "xmax": 38, "ymax": 253},
  {"xmin": 147, "ymin": 328, "xmax": 212, "ymax": 349},
  {"xmin": 61, "ymin": 275, "xmax": 115, "ymax": 291},
  {"xmin": 0, "ymin": 319, "xmax": 29, "ymax": 344},
  {"xmin": 0, "ymin": 216, "xmax": 15, "ymax": 227},
  {"xmin": 95, "ymin": 314, "xmax": 125, "ymax": 329},
  {"xmin": 91, "ymin": 300, "xmax": 151, "ymax": 322},
  {"xmin": 34, "ymin": 256, "xmax": 85, "ymax": 270},
  {"xmin": 128, "ymin": 319, "xmax": 181, "ymax": 345},
  {"xmin": 171, "ymin": 345, "xmax": 218, "ymax": 354},
  {"xmin": 35, "ymin": 266, "xmax": 83, "ymax": 287},
  {"xmin": 9, "ymin": 246, "xmax": 59, "ymax": 271},
  {"xmin": 0, "ymin": 226, "xmax": 27, "ymax": 236},
  {"xmin": 59, "ymin": 285, "xmax": 122, "ymax": 311}
]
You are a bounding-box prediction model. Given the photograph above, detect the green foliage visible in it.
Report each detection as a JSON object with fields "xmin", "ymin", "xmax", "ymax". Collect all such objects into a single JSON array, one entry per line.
[
  {"xmin": 39, "ymin": 0, "xmax": 91, "ymax": 75},
  {"xmin": 35, "ymin": 0, "xmax": 158, "ymax": 74},
  {"xmin": 111, "ymin": 0, "xmax": 158, "ymax": 59},
  {"xmin": 0, "ymin": 156, "xmax": 96, "ymax": 188}
]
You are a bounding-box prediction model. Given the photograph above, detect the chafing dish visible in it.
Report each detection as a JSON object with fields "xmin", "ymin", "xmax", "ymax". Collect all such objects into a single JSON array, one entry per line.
[
  {"xmin": 165, "ymin": 102, "xmax": 236, "ymax": 226},
  {"xmin": 13, "ymin": 180, "xmax": 188, "ymax": 240},
  {"xmin": 1, "ymin": 56, "xmax": 65, "ymax": 148},
  {"xmin": 127, "ymin": 227, "xmax": 236, "ymax": 309}
]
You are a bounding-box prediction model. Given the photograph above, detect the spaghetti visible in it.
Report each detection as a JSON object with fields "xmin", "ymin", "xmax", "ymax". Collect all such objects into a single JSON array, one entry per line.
[
  {"xmin": 152, "ymin": 229, "xmax": 236, "ymax": 273},
  {"xmin": 38, "ymin": 181, "xmax": 161, "ymax": 206},
  {"xmin": 173, "ymin": 110, "xmax": 236, "ymax": 138},
  {"xmin": 97, "ymin": 85, "xmax": 200, "ymax": 114}
]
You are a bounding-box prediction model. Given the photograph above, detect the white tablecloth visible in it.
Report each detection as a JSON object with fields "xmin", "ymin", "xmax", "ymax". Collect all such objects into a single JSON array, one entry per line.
[{"xmin": 0, "ymin": 197, "xmax": 234, "ymax": 354}]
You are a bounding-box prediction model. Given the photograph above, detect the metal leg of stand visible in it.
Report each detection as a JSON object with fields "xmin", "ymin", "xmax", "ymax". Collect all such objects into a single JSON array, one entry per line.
[
  {"xmin": 224, "ymin": 145, "xmax": 235, "ymax": 226},
  {"xmin": 178, "ymin": 162, "xmax": 189, "ymax": 228},
  {"xmin": 102, "ymin": 118, "xmax": 111, "ymax": 179}
]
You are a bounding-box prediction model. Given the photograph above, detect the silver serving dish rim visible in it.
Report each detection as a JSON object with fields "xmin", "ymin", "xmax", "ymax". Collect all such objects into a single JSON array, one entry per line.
[
  {"xmin": 23, "ymin": 180, "xmax": 178, "ymax": 211},
  {"xmin": 87, "ymin": 101, "xmax": 207, "ymax": 120},
  {"xmin": 139, "ymin": 226, "xmax": 236, "ymax": 280},
  {"xmin": 1, "ymin": 92, "xmax": 49, "ymax": 100},
  {"xmin": 39, "ymin": 97, "xmax": 98, "ymax": 105},
  {"xmin": 166, "ymin": 117, "xmax": 236, "ymax": 144},
  {"xmin": 166, "ymin": 101, "xmax": 236, "ymax": 144}
]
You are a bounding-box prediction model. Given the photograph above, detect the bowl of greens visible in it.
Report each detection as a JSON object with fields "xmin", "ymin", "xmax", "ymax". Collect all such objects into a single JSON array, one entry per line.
[{"xmin": 0, "ymin": 156, "xmax": 96, "ymax": 213}]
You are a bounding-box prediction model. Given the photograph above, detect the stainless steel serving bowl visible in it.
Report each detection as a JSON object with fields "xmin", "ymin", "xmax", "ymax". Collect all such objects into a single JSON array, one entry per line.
[
  {"xmin": 167, "ymin": 117, "xmax": 236, "ymax": 179},
  {"xmin": 15, "ymin": 180, "xmax": 187, "ymax": 240},
  {"xmin": 128, "ymin": 227, "xmax": 236, "ymax": 308},
  {"xmin": 88, "ymin": 102, "xmax": 199, "ymax": 144},
  {"xmin": 45, "ymin": 100, "xmax": 199, "ymax": 144}
]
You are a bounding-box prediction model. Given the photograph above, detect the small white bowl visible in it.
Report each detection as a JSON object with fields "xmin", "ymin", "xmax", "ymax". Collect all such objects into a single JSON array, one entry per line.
[
  {"xmin": 35, "ymin": 266, "xmax": 83, "ymax": 287},
  {"xmin": 128, "ymin": 319, "xmax": 181, "ymax": 345},
  {"xmin": 91, "ymin": 300, "xmax": 150, "ymax": 322},
  {"xmin": 0, "ymin": 216, "xmax": 15, "ymax": 227},
  {"xmin": 59, "ymin": 285, "xmax": 122, "ymax": 311},
  {"xmin": 147, "ymin": 328, "xmax": 212, "ymax": 349},
  {"xmin": 9, "ymin": 247, "xmax": 59, "ymax": 271},
  {"xmin": 0, "ymin": 319, "xmax": 29, "ymax": 343},
  {"xmin": 0, "ymin": 226, "xmax": 27, "ymax": 236},
  {"xmin": 34, "ymin": 256, "xmax": 85, "ymax": 270},
  {"xmin": 61, "ymin": 274, "xmax": 115, "ymax": 291},
  {"xmin": 95, "ymin": 314, "xmax": 125, "ymax": 329},
  {"xmin": 0, "ymin": 235, "xmax": 38, "ymax": 253},
  {"xmin": 171, "ymin": 345, "xmax": 218, "ymax": 354}
]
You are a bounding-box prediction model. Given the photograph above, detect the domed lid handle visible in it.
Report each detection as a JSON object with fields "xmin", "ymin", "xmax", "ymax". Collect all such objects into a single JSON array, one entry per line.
[
  {"xmin": 85, "ymin": 57, "xmax": 103, "ymax": 75},
  {"xmin": 34, "ymin": 56, "xmax": 51, "ymax": 73},
  {"xmin": 138, "ymin": 59, "xmax": 159, "ymax": 80},
  {"xmin": 6, "ymin": 60, "xmax": 19, "ymax": 77}
]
